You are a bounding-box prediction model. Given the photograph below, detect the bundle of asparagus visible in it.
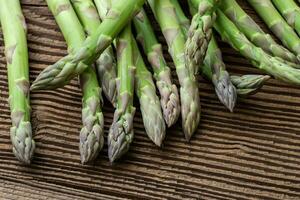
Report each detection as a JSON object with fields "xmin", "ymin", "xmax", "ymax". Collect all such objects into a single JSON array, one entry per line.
[{"xmin": 3, "ymin": 0, "xmax": 300, "ymax": 164}]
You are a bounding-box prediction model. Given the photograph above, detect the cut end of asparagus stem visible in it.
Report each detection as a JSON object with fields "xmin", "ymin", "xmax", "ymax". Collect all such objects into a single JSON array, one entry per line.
[
  {"xmin": 10, "ymin": 120, "xmax": 35, "ymax": 164},
  {"xmin": 108, "ymin": 108, "xmax": 135, "ymax": 163},
  {"xmin": 139, "ymin": 86, "xmax": 166, "ymax": 147},
  {"xmin": 213, "ymin": 71, "xmax": 237, "ymax": 112},
  {"xmin": 180, "ymin": 81, "xmax": 201, "ymax": 141},
  {"xmin": 79, "ymin": 96, "xmax": 105, "ymax": 164}
]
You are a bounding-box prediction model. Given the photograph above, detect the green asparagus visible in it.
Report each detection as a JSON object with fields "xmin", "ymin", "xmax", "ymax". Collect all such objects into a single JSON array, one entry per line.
[
  {"xmin": 71, "ymin": 0, "xmax": 117, "ymax": 106},
  {"xmin": 133, "ymin": 9, "xmax": 180, "ymax": 127},
  {"xmin": 203, "ymin": 36, "xmax": 237, "ymax": 111},
  {"xmin": 272, "ymin": 0, "xmax": 300, "ymax": 37},
  {"xmin": 148, "ymin": 0, "xmax": 201, "ymax": 141},
  {"xmin": 201, "ymin": 54, "xmax": 270, "ymax": 98},
  {"xmin": 247, "ymin": 0, "xmax": 300, "ymax": 58},
  {"xmin": 202, "ymin": 65, "xmax": 270, "ymax": 98},
  {"xmin": 214, "ymin": 9, "xmax": 300, "ymax": 85},
  {"xmin": 185, "ymin": 0, "xmax": 218, "ymax": 75},
  {"xmin": 0, "ymin": 0, "xmax": 35, "ymax": 164},
  {"xmin": 30, "ymin": 0, "xmax": 145, "ymax": 91},
  {"xmin": 108, "ymin": 25, "xmax": 136, "ymax": 162},
  {"xmin": 220, "ymin": 0, "xmax": 299, "ymax": 63},
  {"xmin": 170, "ymin": 0, "xmax": 190, "ymax": 38},
  {"xmin": 132, "ymin": 36, "xmax": 166, "ymax": 146},
  {"xmin": 231, "ymin": 75, "xmax": 270, "ymax": 97},
  {"xmin": 187, "ymin": 1, "xmax": 237, "ymax": 111},
  {"xmin": 46, "ymin": 0, "xmax": 104, "ymax": 164}
]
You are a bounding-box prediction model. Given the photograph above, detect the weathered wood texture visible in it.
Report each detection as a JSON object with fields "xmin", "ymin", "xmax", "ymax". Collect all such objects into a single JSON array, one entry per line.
[{"xmin": 1, "ymin": 0, "xmax": 300, "ymax": 199}]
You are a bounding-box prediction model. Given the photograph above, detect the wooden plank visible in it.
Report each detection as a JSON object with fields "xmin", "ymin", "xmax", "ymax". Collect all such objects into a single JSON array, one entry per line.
[{"xmin": 0, "ymin": 0, "xmax": 300, "ymax": 199}]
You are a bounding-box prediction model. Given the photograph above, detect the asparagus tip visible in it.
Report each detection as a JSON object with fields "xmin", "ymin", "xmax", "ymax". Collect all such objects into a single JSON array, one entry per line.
[
  {"xmin": 161, "ymin": 85, "xmax": 181, "ymax": 128},
  {"xmin": 10, "ymin": 121, "xmax": 35, "ymax": 164},
  {"xmin": 184, "ymin": 132, "xmax": 193, "ymax": 142},
  {"xmin": 108, "ymin": 109, "xmax": 135, "ymax": 162},
  {"xmin": 152, "ymin": 135, "xmax": 163, "ymax": 147},
  {"xmin": 79, "ymin": 123, "xmax": 104, "ymax": 164},
  {"xmin": 262, "ymin": 75, "xmax": 271, "ymax": 82},
  {"xmin": 108, "ymin": 127, "xmax": 129, "ymax": 163},
  {"xmin": 30, "ymin": 84, "xmax": 38, "ymax": 91},
  {"xmin": 139, "ymin": 86, "xmax": 167, "ymax": 147},
  {"xmin": 180, "ymin": 83, "xmax": 201, "ymax": 142},
  {"xmin": 214, "ymin": 74, "xmax": 237, "ymax": 112},
  {"xmin": 143, "ymin": 119, "xmax": 165, "ymax": 147}
]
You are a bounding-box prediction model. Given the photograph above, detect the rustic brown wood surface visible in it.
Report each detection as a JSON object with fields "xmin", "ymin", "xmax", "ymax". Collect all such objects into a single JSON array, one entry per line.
[{"xmin": 1, "ymin": 0, "xmax": 300, "ymax": 199}]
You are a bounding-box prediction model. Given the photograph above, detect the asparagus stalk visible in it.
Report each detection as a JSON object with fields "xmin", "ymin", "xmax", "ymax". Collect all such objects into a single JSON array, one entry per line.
[
  {"xmin": 30, "ymin": 0, "xmax": 145, "ymax": 91},
  {"xmin": 71, "ymin": 0, "xmax": 117, "ymax": 106},
  {"xmin": 187, "ymin": 2, "xmax": 237, "ymax": 111},
  {"xmin": 247, "ymin": 0, "xmax": 300, "ymax": 58},
  {"xmin": 46, "ymin": 0, "xmax": 104, "ymax": 164},
  {"xmin": 170, "ymin": 0, "xmax": 190, "ymax": 37},
  {"xmin": 272, "ymin": 0, "xmax": 300, "ymax": 37},
  {"xmin": 203, "ymin": 36, "xmax": 237, "ymax": 111},
  {"xmin": 108, "ymin": 25, "xmax": 136, "ymax": 162},
  {"xmin": 219, "ymin": 0, "xmax": 299, "ymax": 64},
  {"xmin": 148, "ymin": 0, "xmax": 201, "ymax": 141},
  {"xmin": 133, "ymin": 9, "xmax": 180, "ymax": 127},
  {"xmin": 132, "ymin": 36, "xmax": 166, "ymax": 146},
  {"xmin": 0, "ymin": 0, "xmax": 35, "ymax": 164},
  {"xmin": 214, "ymin": 9, "xmax": 300, "ymax": 85},
  {"xmin": 185, "ymin": 0, "xmax": 218, "ymax": 75}
]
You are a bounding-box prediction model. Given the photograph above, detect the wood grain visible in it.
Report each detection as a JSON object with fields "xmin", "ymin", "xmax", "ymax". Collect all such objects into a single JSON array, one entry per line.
[{"xmin": 1, "ymin": 0, "xmax": 300, "ymax": 199}]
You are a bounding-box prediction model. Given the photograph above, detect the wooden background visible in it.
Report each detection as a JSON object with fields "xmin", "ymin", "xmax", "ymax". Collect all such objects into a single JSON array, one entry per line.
[{"xmin": 1, "ymin": 0, "xmax": 300, "ymax": 199}]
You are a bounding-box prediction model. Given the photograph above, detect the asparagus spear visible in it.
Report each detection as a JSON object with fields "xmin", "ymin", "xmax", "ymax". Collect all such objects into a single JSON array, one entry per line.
[
  {"xmin": 203, "ymin": 36, "xmax": 237, "ymax": 111},
  {"xmin": 170, "ymin": 0, "xmax": 190, "ymax": 38},
  {"xmin": 0, "ymin": 0, "xmax": 35, "ymax": 164},
  {"xmin": 71, "ymin": 0, "xmax": 117, "ymax": 106},
  {"xmin": 30, "ymin": 0, "xmax": 145, "ymax": 91},
  {"xmin": 214, "ymin": 9, "xmax": 300, "ymax": 85},
  {"xmin": 231, "ymin": 75, "xmax": 270, "ymax": 97},
  {"xmin": 219, "ymin": 0, "xmax": 299, "ymax": 64},
  {"xmin": 132, "ymin": 36, "xmax": 166, "ymax": 146},
  {"xmin": 272, "ymin": 0, "xmax": 300, "ymax": 37},
  {"xmin": 247, "ymin": 0, "xmax": 300, "ymax": 58},
  {"xmin": 108, "ymin": 25, "xmax": 136, "ymax": 162},
  {"xmin": 133, "ymin": 9, "xmax": 180, "ymax": 127},
  {"xmin": 187, "ymin": 1, "xmax": 237, "ymax": 111},
  {"xmin": 185, "ymin": 0, "xmax": 218, "ymax": 75},
  {"xmin": 148, "ymin": 0, "xmax": 201, "ymax": 141},
  {"xmin": 46, "ymin": 0, "xmax": 104, "ymax": 164}
]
